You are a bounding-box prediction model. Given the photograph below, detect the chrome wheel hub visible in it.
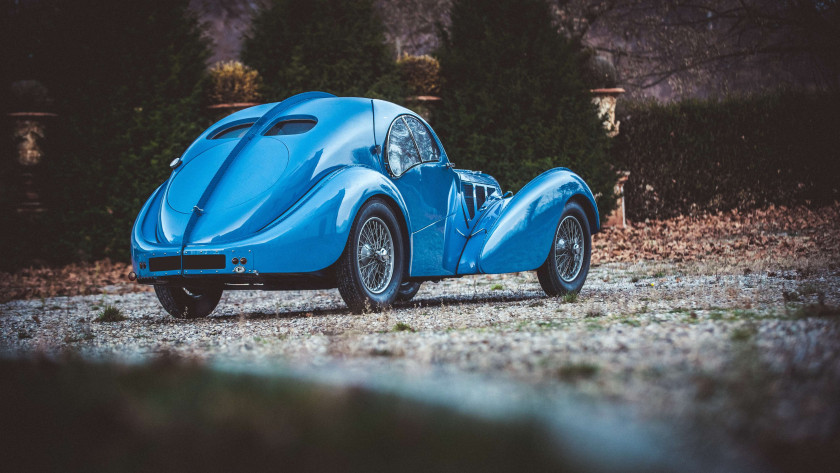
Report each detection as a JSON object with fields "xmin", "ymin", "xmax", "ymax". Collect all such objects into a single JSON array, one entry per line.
[
  {"xmin": 554, "ymin": 215, "xmax": 584, "ymax": 282},
  {"xmin": 357, "ymin": 217, "xmax": 394, "ymax": 294}
]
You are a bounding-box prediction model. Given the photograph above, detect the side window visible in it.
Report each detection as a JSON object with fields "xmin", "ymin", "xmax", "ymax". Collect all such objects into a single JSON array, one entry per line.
[
  {"xmin": 386, "ymin": 117, "xmax": 421, "ymax": 177},
  {"xmin": 404, "ymin": 116, "xmax": 440, "ymax": 162}
]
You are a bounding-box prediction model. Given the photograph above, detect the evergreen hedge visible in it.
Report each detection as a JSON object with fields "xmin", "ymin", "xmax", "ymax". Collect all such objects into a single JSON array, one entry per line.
[
  {"xmin": 613, "ymin": 92, "xmax": 840, "ymax": 220},
  {"xmin": 0, "ymin": 0, "xmax": 210, "ymax": 268},
  {"xmin": 433, "ymin": 0, "xmax": 616, "ymax": 220},
  {"xmin": 242, "ymin": 0, "xmax": 403, "ymax": 102}
]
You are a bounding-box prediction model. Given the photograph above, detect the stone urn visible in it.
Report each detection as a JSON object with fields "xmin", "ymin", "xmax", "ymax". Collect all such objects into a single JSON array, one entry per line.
[
  {"xmin": 590, "ymin": 88, "xmax": 625, "ymax": 138},
  {"xmin": 8, "ymin": 80, "xmax": 56, "ymax": 213}
]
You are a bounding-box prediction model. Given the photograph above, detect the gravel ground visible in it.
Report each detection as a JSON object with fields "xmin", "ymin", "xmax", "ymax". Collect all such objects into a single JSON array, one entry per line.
[{"xmin": 2, "ymin": 260, "xmax": 839, "ymax": 468}]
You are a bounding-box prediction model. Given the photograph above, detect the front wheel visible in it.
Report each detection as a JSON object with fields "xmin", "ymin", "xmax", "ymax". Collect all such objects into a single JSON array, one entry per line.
[
  {"xmin": 154, "ymin": 285, "xmax": 223, "ymax": 319},
  {"xmin": 396, "ymin": 281, "xmax": 422, "ymax": 302},
  {"xmin": 337, "ymin": 199, "xmax": 406, "ymax": 313},
  {"xmin": 536, "ymin": 201, "xmax": 592, "ymax": 297}
]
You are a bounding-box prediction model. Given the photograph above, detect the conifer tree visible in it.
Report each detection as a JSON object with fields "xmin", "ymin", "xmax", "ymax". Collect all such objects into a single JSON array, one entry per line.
[
  {"xmin": 242, "ymin": 0, "xmax": 401, "ymax": 101},
  {"xmin": 434, "ymin": 0, "xmax": 615, "ymax": 218}
]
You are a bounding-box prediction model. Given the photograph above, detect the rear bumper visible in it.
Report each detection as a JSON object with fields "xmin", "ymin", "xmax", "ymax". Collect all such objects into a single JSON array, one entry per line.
[
  {"xmin": 131, "ymin": 244, "xmax": 257, "ymax": 279},
  {"xmin": 137, "ymin": 269, "xmax": 336, "ymax": 291}
]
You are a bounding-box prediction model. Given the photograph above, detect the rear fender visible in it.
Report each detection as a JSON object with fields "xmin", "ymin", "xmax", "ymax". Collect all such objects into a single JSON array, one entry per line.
[
  {"xmin": 208, "ymin": 165, "xmax": 410, "ymax": 274},
  {"xmin": 477, "ymin": 168, "xmax": 599, "ymax": 274}
]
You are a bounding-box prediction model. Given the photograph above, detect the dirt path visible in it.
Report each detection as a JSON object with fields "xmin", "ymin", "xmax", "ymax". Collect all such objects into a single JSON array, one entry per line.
[{"xmin": 2, "ymin": 260, "xmax": 839, "ymax": 470}]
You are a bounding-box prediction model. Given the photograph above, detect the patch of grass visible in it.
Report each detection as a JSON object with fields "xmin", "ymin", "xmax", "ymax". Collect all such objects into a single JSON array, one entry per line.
[
  {"xmin": 584, "ymin": 309, "xmax": 603, "ymax": 318},
  {"xmin": 561, "ymin": 292, "xmax": 578, "ymax": 304},
  {"xmin": 732, "ymin": 309, "xmax": 759, "ymax": 319},
  {"xmin": 730, "ymin": 325, "xmax": 756, "ymax": 342},
  {"xmin": 490, "ymin": 284, "xmax": 505, "ymax": 291},
  {"xmin": 393, "ymin": 322, "xmax": 415, "ymax": 332},
  {"xmin": 557, "ymin": 362, "xmax": 600, "ymax": 381},
  {"xmin": 709, "ymin": 311, "xmax": 725, "ymax": 321},
  {"xmin": 653, "ymin": 271, "xmax": 666, "ymax": 278},
  {"xmin": 630, "ymin": 276, "xmax": 640, "ymax": 283},
  {"xmin": 534, "ymin": 321, "xmax": 563, "ymax": 330},
  {"xmin": 95, "ymin": 305, "xmax": 126, "ymax": 323},
  {"xmin": 622, "ymin": 319, "xmax": 641, "ymax": 327},
  {"xmin": 669, "ymin": 307, "xmax": 689, "ymax": 314}
]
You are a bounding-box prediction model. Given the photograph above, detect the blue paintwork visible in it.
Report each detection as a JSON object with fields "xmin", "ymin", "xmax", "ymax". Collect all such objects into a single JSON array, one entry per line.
[
  {"xmin": 130, "ymin": 93, "xmax": 600, "ymax": 287},
  {"xmin": 472, "ymin": 168, "xmax": 599, "ymax": 274}
]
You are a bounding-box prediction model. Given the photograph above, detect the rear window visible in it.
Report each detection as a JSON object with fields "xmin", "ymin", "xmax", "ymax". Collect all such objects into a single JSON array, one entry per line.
[
  {"xmin": 211, "ymin": 123, "xmax": 253, "ymax": 140},
  {"xmin": 265, "ymin": 119, "xmax": 317, "ymax": 136}
]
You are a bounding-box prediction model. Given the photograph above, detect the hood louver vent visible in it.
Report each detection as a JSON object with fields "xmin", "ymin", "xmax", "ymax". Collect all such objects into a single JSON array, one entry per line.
[{"xmin": 462, "ymin": 182, "xmax": 496, "ymax": 220}]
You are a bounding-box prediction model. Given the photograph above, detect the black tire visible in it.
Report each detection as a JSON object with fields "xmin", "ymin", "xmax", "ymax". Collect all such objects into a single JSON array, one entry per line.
[
  {"xmin": 537, "ymin": 201, "xmax": 592, "ymax": 297},
  {"xmin": 396, "ymin": 281, "xmax": 422, "ymax": 302},
  {"xmin": 154, "ymin": 285, "xmax": 223, "ymax": 319},
  {"xmin": 337, "ymin": 199, "xmax": 406, "ymax": 313}
]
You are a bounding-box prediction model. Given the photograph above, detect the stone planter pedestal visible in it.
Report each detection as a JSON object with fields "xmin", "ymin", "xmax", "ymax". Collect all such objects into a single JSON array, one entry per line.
[
  {"xmin": 405, "ymin": 96, "xmax": 441, "ymax": 124},
  {"xmin": 207, "ymin": 102, "xmax": 262, "ymax": 122},
  {"xmin": 605, "ymin": 171, "xmax": 630, "ymax": 228},
  {"xmin": 590, "ymin": 88, "xmax": 630, "ymax": 228},
  {"xmin": 8, "ymin": 111, "xmax": 58, "ymax": 213}
]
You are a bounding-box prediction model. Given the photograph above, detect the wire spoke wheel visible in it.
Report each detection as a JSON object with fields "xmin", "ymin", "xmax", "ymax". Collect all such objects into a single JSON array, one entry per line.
[
  {"xmin": 357, "ymin": 217, "xmax": 394, "ymax": 294},
  {"xmin": 537, "ymin": 202, "xmax": 592, "ymax": 298},
  {"xmin": 154, "ymin": 285, "xmax": 223, "ymax": 319},
  {"xmin": 554, "ymin": 215, "xmax": 584, "ymax": 282},
  {"xmin": 338, "ymin": 199, "xmax": 405, "ymax": 313}
]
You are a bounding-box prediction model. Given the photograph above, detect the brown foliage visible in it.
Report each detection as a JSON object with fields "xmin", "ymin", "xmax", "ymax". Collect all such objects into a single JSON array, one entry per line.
[
  {"xmin": 0, "ymin": 259, "xmax": 150, "ymax": 303},
  {"xmin": 593, "ymin": 202, "xmax": 840, "ymax": 267},
  {"xmin": 2, "ymin": 203, "xmax": 837, "ymax": 303}
]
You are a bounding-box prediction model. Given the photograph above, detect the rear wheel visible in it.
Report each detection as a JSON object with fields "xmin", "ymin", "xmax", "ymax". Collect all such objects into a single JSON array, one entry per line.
[
  {"xmin": 396, "ymin": 281, "xmax": 422, "ymax": 302},
  {"xmin": 154, "ymin": 285, "xmax": 223, "ymax": 319},
  {"xmin": 337, "ymin": 199, "xmax": 405, "ymax": 313},
  {"xmin": 537, "ymin": 201, "xmax": 592, "ymax": 297}
]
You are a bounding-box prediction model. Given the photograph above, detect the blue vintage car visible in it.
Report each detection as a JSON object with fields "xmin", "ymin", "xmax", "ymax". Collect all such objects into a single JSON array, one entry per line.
[{"xmin": 130, "ymin": 92, "xmax": 600, "ymax": 317}]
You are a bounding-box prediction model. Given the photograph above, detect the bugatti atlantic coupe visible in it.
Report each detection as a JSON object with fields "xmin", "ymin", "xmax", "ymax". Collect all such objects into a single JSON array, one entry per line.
[{"xmin": 130, "ymin": 92, "xmax": 600, "ymax": 317}]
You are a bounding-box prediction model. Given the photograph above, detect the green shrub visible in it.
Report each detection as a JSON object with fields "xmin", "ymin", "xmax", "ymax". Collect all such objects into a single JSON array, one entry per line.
[
  {"xmin": 397, "ymin": 54, "xmax": 441, "ymax": 96},
  {"xmin": 207, "ymin": 61, "xmax": 263, "ymax": 104},
  {"xmin": 613, "ymin": 92, "xmax": 840, "ymax": 220},
  {"xmin": 433, "ymin": 0, "xmax": 615, "ymax": 219},
  {"xmin": 242, "ymin": 0, "xmax": 402, "ymax": 102}
]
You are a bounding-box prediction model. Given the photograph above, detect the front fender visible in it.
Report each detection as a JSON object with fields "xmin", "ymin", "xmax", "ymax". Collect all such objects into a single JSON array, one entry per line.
[{"xmin": 478, "ymin": 168, "xmax": 599, "ymax": 274}]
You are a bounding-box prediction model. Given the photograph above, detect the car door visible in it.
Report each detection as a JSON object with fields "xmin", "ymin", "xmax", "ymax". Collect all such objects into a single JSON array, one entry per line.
[{"xmin": 383, "ymin": 115, "xmax": 459, "ymax": 276}]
